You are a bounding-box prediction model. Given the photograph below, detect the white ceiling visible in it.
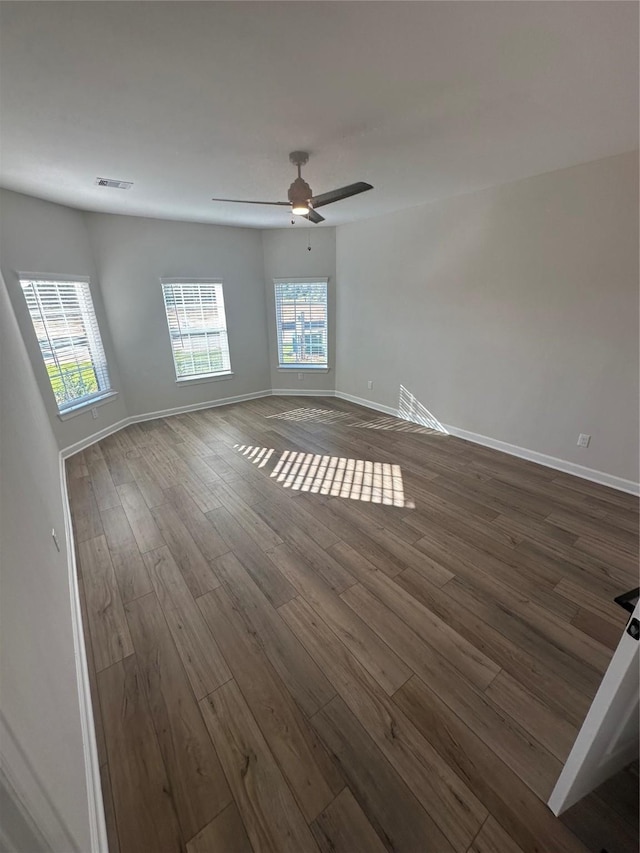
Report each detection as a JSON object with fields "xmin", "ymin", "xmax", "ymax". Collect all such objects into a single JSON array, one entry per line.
[{"xmin": 0, "ymin": 2, "xmax": 637, "ymax": 229}]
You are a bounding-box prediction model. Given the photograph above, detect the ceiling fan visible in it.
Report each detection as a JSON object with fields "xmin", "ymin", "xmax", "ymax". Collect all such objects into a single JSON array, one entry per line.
[{"xmin": 211, "ymin": 151, "xmax": 373, "ymax": 223}]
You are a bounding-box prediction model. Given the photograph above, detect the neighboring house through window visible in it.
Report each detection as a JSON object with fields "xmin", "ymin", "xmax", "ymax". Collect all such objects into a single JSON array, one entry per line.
[
  {"xmin": 20, "ymin": 276, "xmax": 113, "ymax": 413},
  {"xmin": 161, "ymin": 279, "xmax": 232, "ymax": 380},
  {"xmin": 274, "ymin": 279, "xmax": 328, "ymax": 368}
]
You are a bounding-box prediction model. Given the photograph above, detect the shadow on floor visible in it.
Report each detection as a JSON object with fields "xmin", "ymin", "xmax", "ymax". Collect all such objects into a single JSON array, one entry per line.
[{"xmin": 559, "ymin": 761, "xmax": 639, "ymax": 853}]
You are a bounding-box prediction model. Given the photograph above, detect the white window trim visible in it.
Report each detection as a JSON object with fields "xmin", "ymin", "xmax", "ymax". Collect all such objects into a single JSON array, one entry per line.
[
  {"xmin": 57, "ymin": 390, "xmax": 119, "ymax": 421},
  {"xmin": 176, "ymin": 371, "xmax": 234, "ymax": 387},
  {"xmin": 161, "ymin": 277, "xmax": 232, "ymax": 381},
  {"xmin": 19, "ymin": 272, "xmax": 114, "ymax": 415},
  {"xmin": 276, "ymin": 364, "xmax": 331, "ymax": 373},
  {"xmin": 273, "ymin": 277, "xmax": 330, "ymax": 370},
  {"xmin": 18, "ymin": 271, "xmax": 91, "ymax": 283}
]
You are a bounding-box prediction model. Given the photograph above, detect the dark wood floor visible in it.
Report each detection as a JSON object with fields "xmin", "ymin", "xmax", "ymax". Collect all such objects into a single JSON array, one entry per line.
[
  {"xmin": 560, "ymin": 761, "xmax": 639, "ymax": 853},
  {"xmin": 66, "ymin": 396, "xmax": 639, "ymax": 853}
]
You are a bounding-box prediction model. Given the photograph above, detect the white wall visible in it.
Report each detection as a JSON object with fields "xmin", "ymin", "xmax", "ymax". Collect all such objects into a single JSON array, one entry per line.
[
  {"xmin": 336, "ymin": 152, "xmax": 639, "ymax": 483},
  {"xmin": 85, "ymin": 213, "xmax": 270, "ymax": 417},
  {"xmin": 0, "ymin": 272, "xmax": 91, "ymax": 851},
  {"xmin": 262, "ymin": 226, "xmax": 336, "ymax": 393},
  {"xmin": 0, "ymin": 189, "xmax": 128, "ymax": 450}
]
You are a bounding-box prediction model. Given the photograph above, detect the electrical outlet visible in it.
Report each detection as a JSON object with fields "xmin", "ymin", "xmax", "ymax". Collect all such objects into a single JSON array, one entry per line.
[
  {"xmin": 91, "ymin": 407, "xmax": 98, "ymax": 419},
  {"xmin": 577, "ymin": 433, "xmax": 591, "ymax": 448},
  {"xmin": 367, "ymin": 380, "xmax": 373, "ymax": 390},
  {"xmin": 297, "ymin": 372, "xmax": 303, "ymax": 380}
]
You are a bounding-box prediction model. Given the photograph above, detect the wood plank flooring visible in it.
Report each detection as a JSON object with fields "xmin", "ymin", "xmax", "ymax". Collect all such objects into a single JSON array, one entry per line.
[
  {"xmin": 67, "ymin": 396, "xmax": 639, "ymax": 853},
  {"xmin": 560, "ymin": 761, "xmax": 639, "ymax": 853}
]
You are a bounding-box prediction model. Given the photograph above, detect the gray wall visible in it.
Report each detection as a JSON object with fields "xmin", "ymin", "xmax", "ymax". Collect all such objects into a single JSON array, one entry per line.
[
  {"xmin": 86, "ymin": 213, "xmax": 270, "ymax": 417},
  {"xmin": 0, "ymin": 272, "xmax": 90, "ymax": 851},
  {"xmin": 336, "ymin": 152, "xmax": 639, "ymax": 483},
  {"xmin": 0, "ymin": 189, "xmax": 128, "ymax": 450},
  {"xmin": 262, "ymin": 226, "xmax": 336, "ymax": 393}
]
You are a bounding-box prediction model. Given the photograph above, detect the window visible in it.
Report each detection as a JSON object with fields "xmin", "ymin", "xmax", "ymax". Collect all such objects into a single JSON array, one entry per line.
[
  {"xmin": 161, "ymin": 280, "xmax": 231, "ymax": 380},
  {"xmin": 20, "ymin": 277, "xmax": 112, "ymax": 413},
  {"xmin": 274, "ymin": 279, "xmax": 328, "ymax": 368}
]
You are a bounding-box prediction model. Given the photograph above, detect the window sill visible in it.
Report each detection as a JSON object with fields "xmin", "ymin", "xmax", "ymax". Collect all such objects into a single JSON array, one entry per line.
[
  {"xmin": 277, "ymin": 366, "xmax": 330, "ymax": 374},
  {"xmin": 58, "ymin": 391, "xmax": 119, "ymax": 421},
  {"xmin": 176, "ymin": 371, "xmax": 234, "ymax": 387}
]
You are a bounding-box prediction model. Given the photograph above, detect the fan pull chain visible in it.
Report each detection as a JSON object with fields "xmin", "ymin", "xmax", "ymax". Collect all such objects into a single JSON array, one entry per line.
[{"xmin": 308, "ymin": 229, "xmax": 312, "ymax": 252}]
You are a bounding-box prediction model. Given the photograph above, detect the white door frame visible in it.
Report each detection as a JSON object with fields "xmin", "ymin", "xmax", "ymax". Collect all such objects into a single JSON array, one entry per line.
[{"xmin": 548, "ymin": 600, "xmax": 639, "ymax": 815}]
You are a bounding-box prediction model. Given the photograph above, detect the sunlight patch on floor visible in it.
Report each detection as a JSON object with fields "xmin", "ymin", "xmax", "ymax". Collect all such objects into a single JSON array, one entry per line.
[
  {"xmin": 272, "ymin": 451, "xmax": 414, "ymax": 506},
  {"xmin": 233, "ymin": 444, "xmax": 414, "ymax": 507},
  {"xmin": 266, "ymin": 407, "xmax": 351, "ymax": 424},
  {"xmin": 351, "ymin": 415, "xmax": 439, "ymax": 434},
  {"xmin": 263, "ymin": 400, "xmax": 447, "ymax": 436},
  {"xmin": 234, "ymin": 444, "xmax": 275, "ymax": 468}
]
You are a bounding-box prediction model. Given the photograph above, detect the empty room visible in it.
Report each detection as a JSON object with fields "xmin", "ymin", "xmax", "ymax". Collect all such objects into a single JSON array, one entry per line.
[{"xmin": 1, "ymin": 2, "xmax": 638, "ymax": 852}]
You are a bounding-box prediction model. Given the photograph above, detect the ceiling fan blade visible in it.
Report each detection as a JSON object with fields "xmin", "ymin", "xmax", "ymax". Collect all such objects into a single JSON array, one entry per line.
[
  {"xmin": 310, "ymin": 182, "xmax": 373, "ymax": 209},
  {"xmin": 304, "ymin": 208, "xmax": 325, "ymax": 224},
  {"xmin": 211, "ymin": 198, "xmax": 290, "ymax": 206}
]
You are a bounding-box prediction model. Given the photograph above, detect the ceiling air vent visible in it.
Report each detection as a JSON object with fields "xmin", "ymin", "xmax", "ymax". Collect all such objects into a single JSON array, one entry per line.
[{"xmin": 95, "ymin": 177, "xmax": 133, "ymax": 189}]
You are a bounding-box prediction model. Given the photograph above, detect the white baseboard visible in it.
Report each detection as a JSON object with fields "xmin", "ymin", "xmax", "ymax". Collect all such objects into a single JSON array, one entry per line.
[
  {"xmin": 128, "ymin": 389, "xmax": 273, "ymax": 425},
  {"xmin": 334, "ymin": 390, "xmax": 398, "ymax": 417},
  {"xmin": 443, "ymin": 423, "xmax": 640, "ymax": 496},
  {"xmin": 271, "ymin": 388, "xmax": 336, "ymax": 397},
  {"xmin": 58, "ymin": 458, "xmax": 108, "ymax": 852},
  {"xmin": 60, "ymin": 390, "xmax": 272, "ymax": 458},
  {"xmin": 335, "ymin": 390, "xmax": 639, "ymax": 496},
  {"xmin": 61, "ymin": 417, "xmax": 131, "ymax": 459}
]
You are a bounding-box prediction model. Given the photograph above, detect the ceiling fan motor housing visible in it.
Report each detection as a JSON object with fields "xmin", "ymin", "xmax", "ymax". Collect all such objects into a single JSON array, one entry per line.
[{"xmin": 288, "ymin": 176, "xmax": 313, "ymax": 206}]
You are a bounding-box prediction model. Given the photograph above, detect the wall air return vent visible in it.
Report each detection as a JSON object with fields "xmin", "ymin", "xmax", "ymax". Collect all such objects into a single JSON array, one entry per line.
[{"xmin": 95, "ymin": 177, "xmax": 133, "ymax": 189}]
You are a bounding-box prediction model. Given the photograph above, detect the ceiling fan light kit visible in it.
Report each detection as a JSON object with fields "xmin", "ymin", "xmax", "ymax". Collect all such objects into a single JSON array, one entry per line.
[{"xmin": 211, "ymin": 151, "xmax": 373, "ymax": 224}]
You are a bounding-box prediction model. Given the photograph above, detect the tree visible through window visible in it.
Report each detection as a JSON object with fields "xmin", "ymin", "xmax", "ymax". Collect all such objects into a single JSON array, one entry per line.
[
  {"xmin": 274, "ymin": 280, "xmax": 328, "ymax": 368},
  {"xmin": 20, "ymin": 277, "xmax": 112, "ymax": 411},
  {"xmin": 161, "ymin": 280, "xmax": 232, "ymax": 379}
]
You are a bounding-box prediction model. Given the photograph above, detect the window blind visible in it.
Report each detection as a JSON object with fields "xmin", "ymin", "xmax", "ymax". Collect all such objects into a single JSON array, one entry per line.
[
  {"xmin": 274, "ymin": 280, "xmax": 328, "ymax": 368},
  {"xmin": 161, "ymin": 280, "xmax": 231, "ymax": 379},
  {"xmin": 20, "ymin": 278, "xmax": 112, "ymax": 411}
]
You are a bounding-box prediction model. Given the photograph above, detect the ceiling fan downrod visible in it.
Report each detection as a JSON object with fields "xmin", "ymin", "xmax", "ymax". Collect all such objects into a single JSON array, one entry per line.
[{"xmin": 288, "ymin": 152, "xmax": 313, "ymax": 211}]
